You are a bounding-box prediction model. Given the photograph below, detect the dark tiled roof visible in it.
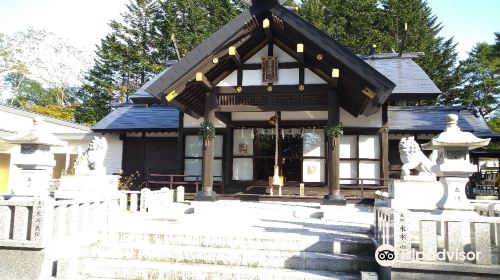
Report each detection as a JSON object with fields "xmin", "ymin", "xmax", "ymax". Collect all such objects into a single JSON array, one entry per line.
[
  {"xmin": 363, "ymin": 58, "xmax": 441, "ymax": 100},
  {"xmin": 92, "ymin": 105, "xmax": 179, "ymax": 132},
  {"xmin": 130, "ymin": 87, "xmax": 160, "ymax": 104},
  {"xmin": 388, "ymin": 106, "xmax": 499, "ymax": 138}
]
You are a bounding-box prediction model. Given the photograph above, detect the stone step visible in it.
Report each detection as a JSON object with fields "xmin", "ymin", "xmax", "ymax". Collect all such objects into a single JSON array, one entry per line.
[
  {"xmin": 77, "ymin": 258, "xmax": 362, "ymax": 280},
  {"xmin": 82, "ymin": 243, "xmax": 375, "ymax": 272},
  {"xmin": 96, "ymin": 231, "xmax": 375, "ymax": 255}
]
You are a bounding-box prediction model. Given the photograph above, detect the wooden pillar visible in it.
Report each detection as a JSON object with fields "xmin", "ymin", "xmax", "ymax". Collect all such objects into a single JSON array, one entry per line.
[
  {"xmin": 196, "ymin": 91, "xmax": 218, "ymax": 201},
  {"xmin": 324, "ymin": 88, "xmax": 346, "ymax": 205},
  {"xmin": 381, "ymin": 126, "xmax": 389, "ymax": 187},
  {"xmin": 381, "ymin": 105, "xmax": 390, "ymax": 187},
  {"xmin": 177, "ymin": 112, "xmax": 184, "ymax": 174}
]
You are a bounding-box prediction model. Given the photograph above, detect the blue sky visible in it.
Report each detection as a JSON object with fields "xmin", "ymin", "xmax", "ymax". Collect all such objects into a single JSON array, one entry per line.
[
  {"xmin": 0, "ymin": 0, "xmax": 498, "ymax": 60},
  {"xmin": 426, "ymin": 0, "xmax": 499, "ymax": 59}
]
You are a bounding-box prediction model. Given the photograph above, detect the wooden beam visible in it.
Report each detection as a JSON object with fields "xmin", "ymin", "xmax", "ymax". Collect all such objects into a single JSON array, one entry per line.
[
  {"xmin": 166, "ymin": 90, "xmax": 178, "ymax": 102},
  {"xmin": 216, "ymin": 104, "xmax": 327, "ymax": 112},
  {"xmin": 229, "ymin": 46, "xmax": 241, "ymax": 64},
  {"xmin": 362, "ymin": 86, "xmax": 376, "ymax": 99},
  {"xmin": 213, "ymin": 84, "xmax": 330, "ymax": 94},
  {"xmin": 215, "ymin": 112, "xmax": 232, "ymax": 126},
  {"xmin": 195, "ymin": 72, "xmax": 213, "ymax": 90},
  {"xmin": 240, "ymin": 62, "xmax": 300, "ymax": 70},
  {"xmin": 263, "ymin": 18, "xmax": 273, "ymax": 42},
  {"xmin": 331, "ymin": 68, "xmax": 339, "ymax": 88},
  {"xmin": 296, "ymin": 43, "xmax": 304, "ymax": 63}
]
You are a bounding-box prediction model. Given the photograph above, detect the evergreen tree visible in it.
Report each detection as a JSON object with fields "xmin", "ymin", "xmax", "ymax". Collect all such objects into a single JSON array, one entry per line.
[
  {"xmin": 378, "ymin": 0, "xmax": 459, "ymax": 95},
  {"xmin": 299, "ymin": 0, "xmax": 459, "ymax": 97},
  {"xmin": 76, "ymin": 0, "xmax": 163, "ymax": 125},
  {"xmin": 446, "ymin": 39, "xmax": 500, "ymax": 119},
  {"xmin": 76, "ymin": 0, "xmax": 243, "ymax": 125},
  {"xmin": 300, "ymin": 0, "xmax": 384, "ymax": 54}
]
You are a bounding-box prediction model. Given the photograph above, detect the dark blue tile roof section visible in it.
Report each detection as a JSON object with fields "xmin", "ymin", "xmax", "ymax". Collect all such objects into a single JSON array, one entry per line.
[
  {"xmin": 388, "ymin": 106, "xmax": 499, "ymax": 138},
  {"xmin": 92, "ymin": 105, "xmax": 179, "ymax": 132},
  {"xmin": 363, "ymin": 58, "xmax": 441, "ymax": 100}
]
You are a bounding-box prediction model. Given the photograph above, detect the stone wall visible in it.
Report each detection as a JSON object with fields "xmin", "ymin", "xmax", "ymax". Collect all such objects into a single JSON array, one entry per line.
[{"xmin": 0, "ymin": 196, "xmax": 116, "ymax": 280}]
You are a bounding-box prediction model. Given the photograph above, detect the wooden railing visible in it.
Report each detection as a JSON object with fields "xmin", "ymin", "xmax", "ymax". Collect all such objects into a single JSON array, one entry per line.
[
  {"xmin": 147, "ymin": 174, "xmax": 224, "ymax": 193},
  {"xmin": 216, "ymin": 92, "xmax": 327, "ymax": 109},
  {"xmin": 340, "ymin": 177, "xmax": 392, "ymax": 198},
  {"xmin": 375, "ymin": 207, "xmax": 500, "ymax": 265}
]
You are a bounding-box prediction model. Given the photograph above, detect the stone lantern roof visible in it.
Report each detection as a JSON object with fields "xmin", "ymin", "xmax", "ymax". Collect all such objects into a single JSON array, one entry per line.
[
  {"xmin": 421, "ymin": 114, "xmax": 490, "ymax": 150},
  {"xmin": 3, "ymin": 117, "xmax": 66, "ymax": 147}
]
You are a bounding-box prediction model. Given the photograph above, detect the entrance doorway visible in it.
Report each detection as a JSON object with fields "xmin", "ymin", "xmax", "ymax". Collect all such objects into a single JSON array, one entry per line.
[{"xmin": 254, "ymin": 134, "xmax": 303, "ymax": 182}]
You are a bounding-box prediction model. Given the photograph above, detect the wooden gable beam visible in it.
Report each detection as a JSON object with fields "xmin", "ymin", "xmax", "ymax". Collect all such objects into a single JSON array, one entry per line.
[
  {"xmin": 331, "ymin": 68, "xmax": 339, "ymax": 88},
  {"xmin": 195, "ymin": 72, "xmax": 213, "ymax": 90},
  {"xmin": 215, "ymin": 112, "xmax": 232, "ymax": 126},
  {"xmin": 229, "ymin": 46, "xmax": 241, "ymax": 64},
  {"xmin": 296, "ymin": 43, "xmax": 304, "ymax": 63},
  {"xmin": 263, "ymin": 18, "xmax": 273, "ymax": 42}
]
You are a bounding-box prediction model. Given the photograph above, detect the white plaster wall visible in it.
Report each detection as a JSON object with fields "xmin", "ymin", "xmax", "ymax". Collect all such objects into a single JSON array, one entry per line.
[
  {"xmin": 244, "ymin": 45, "xmax": 297, "ymax": 64},
  {"xmin": 103, "ymin": 134, "xmax": 123, "ymax": 175},
  {"xmin": 245, "ymin": 47, "xmax": 268, "ymax": 64},
  {"xmin": 273, "ymin": 45, "xmax": 296, "ymax": 62},
  {"xmin": 232, "ymin": 112, "xmax": 276, "ymax": 121},
  {"xmin": 217, "ymin": 44, "xmax": 326, "ymax": 87},
  {"xmin": 274, "ymin": 68, "xmax": 299, "ymax": 85},
  {"xmin": 340, "ymin": 108, "xmax": 382, "ymax": 128},
  {"xmin": 222, "ymin": 67, "xmax": 326, "ymax": 87},
  {"xmin": 0, "ymin": 111, "xmax": 89, "ymax": 134},
  {"xmin": 183, "ymin": 115, "xmax": 227, "ymax": 128},
  {"xmin": 242, "ymin": 70, "xmax": 262, "ymax": 86},
  {"xmin": 216, "ymin": 71, "xmax": 237, "ymax": 87},
  {"xmin": 305, "ymin": 69, "xmax": 327, "ymax": 84},
  {"xmin": 281, "ymin": 111, "xmax": 328, "ymax": 121}
]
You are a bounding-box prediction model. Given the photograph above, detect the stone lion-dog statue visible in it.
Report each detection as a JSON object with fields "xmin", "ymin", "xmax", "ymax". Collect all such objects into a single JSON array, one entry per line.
[{"xmin": 398, "ymin": 136, "xmax": 437, "ymax": 178}]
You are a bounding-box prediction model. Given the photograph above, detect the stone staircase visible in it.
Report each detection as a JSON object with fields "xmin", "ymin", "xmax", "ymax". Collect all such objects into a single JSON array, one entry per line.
[{"xmin": 61, "ymin": 202, "xmax": 378, "ymax": 280}]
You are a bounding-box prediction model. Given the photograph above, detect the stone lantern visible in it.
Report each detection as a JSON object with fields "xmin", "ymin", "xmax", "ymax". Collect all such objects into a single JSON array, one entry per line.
[
  {"xmin": 4, "ymin": 117, "xmax": 66, "ymax": 196},
  {"xmin": 421, "ymin": 114, "xmax": 490, "ymax": 212}
]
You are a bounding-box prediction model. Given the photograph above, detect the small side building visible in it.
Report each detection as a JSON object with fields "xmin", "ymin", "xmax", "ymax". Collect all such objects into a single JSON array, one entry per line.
[{"xmin": 0, "ymin": 105, "xmax": 123, "ymax": 194}]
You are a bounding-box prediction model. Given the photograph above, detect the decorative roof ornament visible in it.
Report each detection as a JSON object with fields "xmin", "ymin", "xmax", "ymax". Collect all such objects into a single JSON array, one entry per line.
[
  {"xmin": 4, "ymin": 117, "xmax": 66, "ymax": 147},
  {"xmin": 421, "ymin": 114, "xmax": 490, "ymax": 150},
  {"xmin": 250, "ymin": 0, "xmax": 285, "ymax": 6}
]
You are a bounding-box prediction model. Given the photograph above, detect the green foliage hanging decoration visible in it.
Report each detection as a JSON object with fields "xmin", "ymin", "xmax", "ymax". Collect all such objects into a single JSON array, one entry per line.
[
  {"xmin": 325, "ymin": 121, "xmax": 344, "ymax": 139},
  {"xmin": 199, "ymin": 120, "xmax": 216, "ymax": 141}
]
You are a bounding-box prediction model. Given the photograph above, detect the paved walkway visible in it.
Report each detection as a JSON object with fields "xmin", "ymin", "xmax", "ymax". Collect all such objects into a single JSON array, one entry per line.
[{"xmin": 107, "ymin": 201, "xmax": 375, "ymax": 242}]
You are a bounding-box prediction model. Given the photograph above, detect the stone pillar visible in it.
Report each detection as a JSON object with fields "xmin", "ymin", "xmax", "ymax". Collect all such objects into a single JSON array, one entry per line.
[
  {"xmin": 175, "ymin": 186, "xmax": 185, "ymax": 203},
  {"xmin": 323, "ymin": 88, "xmax": 346, "ymax": 205},
  {"xmin": 195, "ymin": 92, "xmax": 218, "ymax": 201},
  {"xmin": 140, "ymin": 188, "xmax": 150, "ymax": 212}
]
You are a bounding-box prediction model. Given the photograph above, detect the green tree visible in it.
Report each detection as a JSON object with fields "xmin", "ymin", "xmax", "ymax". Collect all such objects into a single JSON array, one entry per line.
[
  {"xmin": 378, "ymin": 0, "xmax": 459, "ymax": 94},
  {"xmin": 1, "ymin": 28, "xmax": 89, "ymax": 107},
  {"xmin": 5, "ymin": 73, "xmax": 58, "ymax": 108},
  {"xmin": 300, "ymin": 0, "xmax": 384, "ymax": 54},
  {"xmin": 77, "ymin": 0, "xmax": 244, "ymax": 125},
  {"xmin": 299, "ymin": 0, "xmax": 459, "ymax": 95},
  {"xmin": 76, "ymin": 0, "xmax": 163, "ymax": 125},
  {"xmin": 447, "ymin": 40, "xmax": 500, "ymax": 118}
]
